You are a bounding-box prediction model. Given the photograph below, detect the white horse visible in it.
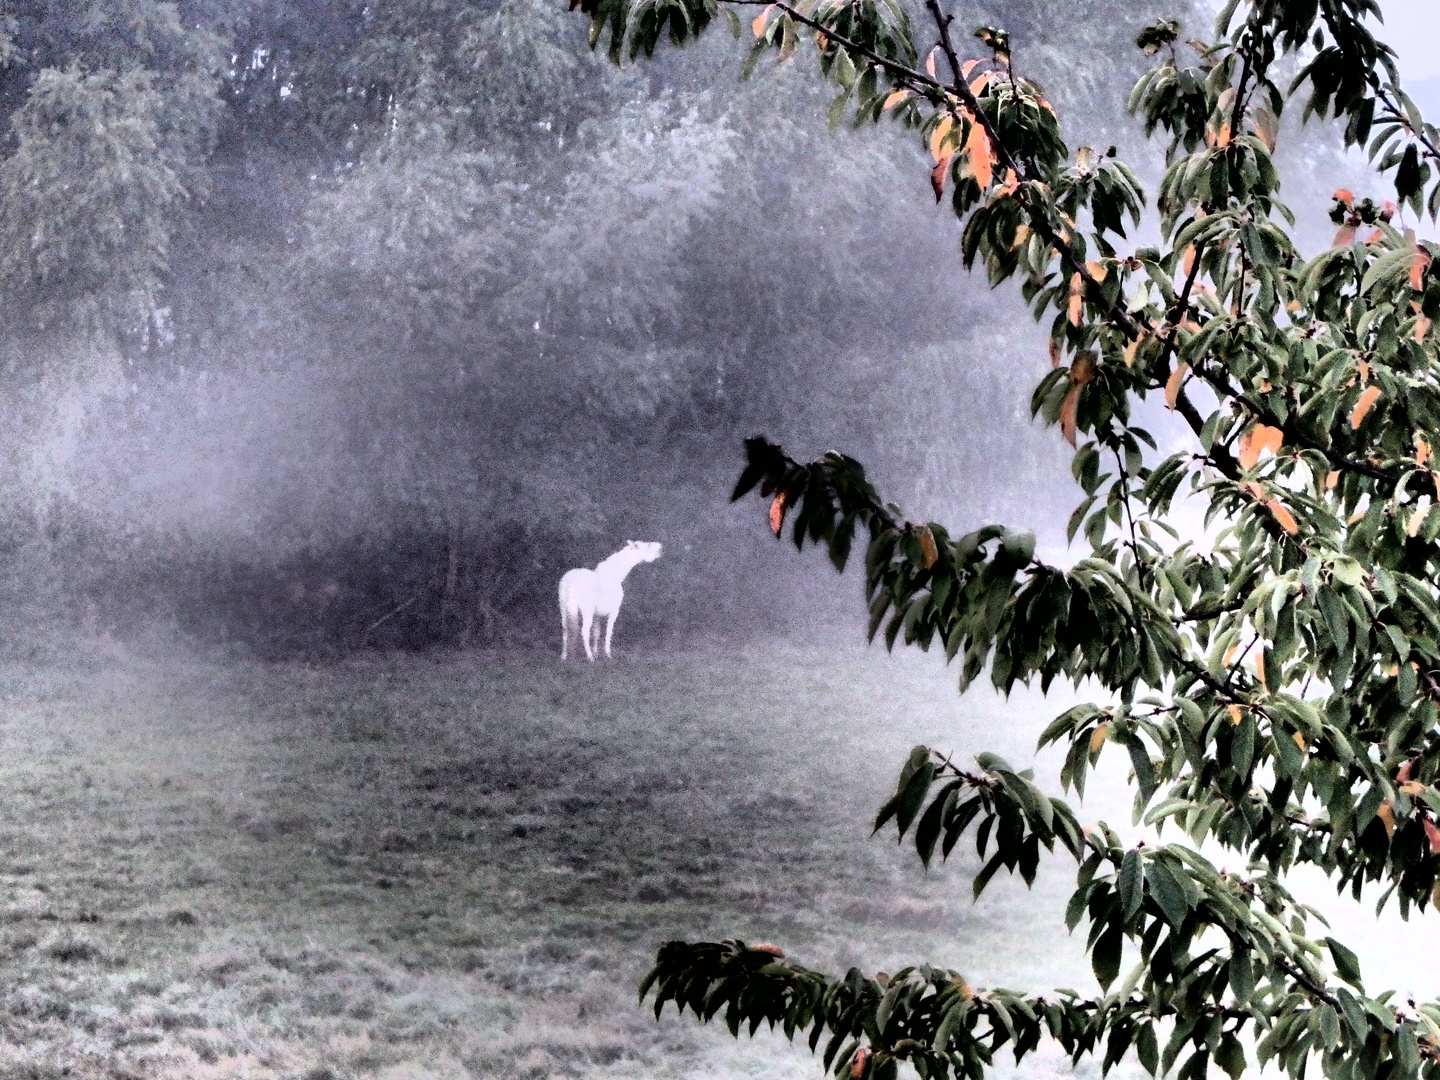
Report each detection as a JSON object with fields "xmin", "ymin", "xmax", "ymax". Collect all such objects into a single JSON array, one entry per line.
[{"xmin": 559, "ymin": 541, "xmax": 663, "ymax": 660}]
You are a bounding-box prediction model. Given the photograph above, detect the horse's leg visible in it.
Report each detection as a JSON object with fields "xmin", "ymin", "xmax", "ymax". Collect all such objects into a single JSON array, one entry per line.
[
  {"xmin": 604, "ymin": 605, "xmax": 618, "ymax": 658},
  {"xmin": 580, "ymin": 607, "xmax": 596, "ymax": 661},
  {"xmin": 559, "ymin": 590, "xmax": 569, "ymax": 660}
]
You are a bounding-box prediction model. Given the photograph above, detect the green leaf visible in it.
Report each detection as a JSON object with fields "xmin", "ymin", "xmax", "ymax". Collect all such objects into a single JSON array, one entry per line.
[
  {"xmin": 1325, "ymin": 937, "xmax": 1364, "ymax": 990},
  {"xmin": 1120, "ymin": 849, "xmax": 1144, "ymax": 919},
  {"xmin": 1214, "ymin": 1031, "xmax": 1246, "ymax": 1080},
  {"xmin": 1144, "ymin": 858, "xmax": 1190, "ymax": 928},
  {"xmin": 1136, "ymin": 1023, "xmax": 1159, "ymax": 1076},
  {"xmin": 1228, "ymin": 948, "xmax": 1254, "ymax": 1005}
]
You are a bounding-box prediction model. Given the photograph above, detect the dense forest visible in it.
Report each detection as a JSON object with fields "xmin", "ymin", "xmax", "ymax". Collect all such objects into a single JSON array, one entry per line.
[{"xmin": 0, "ymin": 0, "xmax": 1273, "ymax": 656}]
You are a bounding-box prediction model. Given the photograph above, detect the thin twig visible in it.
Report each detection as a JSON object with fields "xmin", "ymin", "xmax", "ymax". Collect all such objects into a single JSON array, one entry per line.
[{"xmin": 360, "ymin": 595, "xmax": 419, "ymax": 640}]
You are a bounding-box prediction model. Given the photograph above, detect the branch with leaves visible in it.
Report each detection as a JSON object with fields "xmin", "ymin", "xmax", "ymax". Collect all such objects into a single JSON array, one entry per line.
[{"xmin": 569, "ymin": 1, "xmax": 1440, "ymax": 1078}]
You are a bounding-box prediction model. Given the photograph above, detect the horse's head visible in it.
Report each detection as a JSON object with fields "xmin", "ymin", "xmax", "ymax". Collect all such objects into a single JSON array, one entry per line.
[{"xmin": 625, "ymin": 540, "xmax": 663, "ymax": 563}]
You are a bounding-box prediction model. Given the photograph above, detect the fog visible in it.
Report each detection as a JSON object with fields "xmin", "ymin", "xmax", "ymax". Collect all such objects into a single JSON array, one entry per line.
[{"xmin": 0, "ymin": 0, "xmax": 1226, "ymax": 660}]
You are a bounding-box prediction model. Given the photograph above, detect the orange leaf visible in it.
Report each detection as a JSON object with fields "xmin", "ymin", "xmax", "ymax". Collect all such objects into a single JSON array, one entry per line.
[
  {"xmin": 1238, "ymin": 423, "xmax": 1284, "ymax": 470},
  {"xmin": 1350, "ymin": 385, "xmax": 1382, "ymax": 429},
  {"xmin": 1085, "ymin": 259, "xmax": 1108, "ymax": 282},
  {"xmin": 1252, "ymin": 108, "xmax": 1277, "ymax": 151},
  {"xmin": 882, "ymin": 89, "xmax": 910, "ymax": 111},
  {"xmin": 917, "ymin": 525, "xmax": 938, "ymax": 568},
  {"xmin": 969, "ymin": 73, "xmax": 992, "ymax": 96},
  {"xmin": 1417, "ymin": 314, "xmax": 1433, "ymax": 342},
  {"xmin": 1049, "ymin": 340, "xmax": 1062, "ymax": 369},
  {"xmin": 1325, "ymin": 470, "xmax": 1340, "ymax": 490},
  {"xmin": 999, "ymin": 168, "xmax": 1020, "ymax": 195},
  {"xmin": 1089, "ymin": 723, "xmax": 1109, "ymax": 755},
  {"xmin": 961, "ymin": 59, "xmax": 980, "ymax": 78},
  {"xmin": 1226, "ymin": 704, "xmax": 1243, "ymax": 725},
  {"xmin": 929, "ymin": 116, "xmax": 954, "ymax": 163},
  {"xmin": 1401, "ymin": 780, "xmax": 1428, "ymax": 796},
  {"xmin": 1123, "ymin": 338, "xmax": 1140, "ymax": 367},
  {"xmin": 752, "ymin": 4, "xmax": 775, "ymax": 37},
  {"xmin": 1059, "ymin": 385, "xmax": 1081, "ymax": 447},
  {"xmin": 1215, "ymin": 122, "xmax": 1231, "ymax": 147},
  {"xmin": 1293, "ymin": 731, "xmax": 1308, "ymax": 753},
  {"xmin": 1332, "ymin": 224, "xmax": 1356, "ymax": 248},
  {"xmin": 930, "ymin": 155, "xmax": 951, "ymax": 201},
  {"xmin": 1067, "ymin": 272, "xmax": 1083, "ymax": 326},
  {"xmin": 1070, "ymin": 352, "xmax": 1098, "ymax": 386},
  {"xmin": 1417, "ymin": 435, "xmax": 1431, "ymax": 466},
  {"xmin": 1334, "ymin": 189, "xmax": 1354, "ymax": 207},
  {"xmin": 1164, "ymin": 362, "xmax": 1190, "ymax": 411},
  {"xmin": 1224, "ymin": 644, "xmax": 1240, "ymax": 666},
  {"xmin": 1377, "ymin": 800, "xmax": 1396, "ymax": 837},
  {"xmin": 769, "ymin": 492, "xmax": 787, "ymax": 536},
  {"xmin": 751, "ymin": 942, "xmax": 785, "ymax": 956},
  {"xmin": 1182, "ymin": 245, "xmax": 1196, "ymax": 277},
  {"xmin": 925, "ymin": 46, "xmax": 938, "ymax": 77},
  {"xmin": 1265, "ymin": 499, "xmax": 1299, "ymax": 535},
  {"xmin": 1426, "ymin": 817, "xmax": 1440, "ymax": 855},
  {"xmin": 851, "ymin": 1048, "xmax": 870, "ymax": 1080},
  {"xmin": 1254, "ymin": 651, "xmax": 1267, "ymax": 690},
  {"xmin": 1412, "ymin": 247, "xmax": 1432, "ymax": 292},
  {"xmin": 964, "ymin": 121, "xmax": 992, "ymax": 190},
  {"xmin": 1357, "ymin": 359, "xmax": 1371, "ymax": 383},
  {"xmin": 1399, "ymin": 759, "xmax": 1416, "ymax": 783}
]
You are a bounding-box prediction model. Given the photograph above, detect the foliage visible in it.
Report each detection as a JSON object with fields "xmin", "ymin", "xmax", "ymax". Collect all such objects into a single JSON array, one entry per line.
[
  {"xmin": 0, "ymin": 0, "xmax": 221, "ymax": 332},
  {"xmin": 570, "ymin": 1, "xmax": 1440, "ymax": 1079}
]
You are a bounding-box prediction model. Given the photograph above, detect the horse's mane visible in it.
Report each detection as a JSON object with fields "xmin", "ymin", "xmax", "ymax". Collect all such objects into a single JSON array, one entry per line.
[{"xmin": 594, "ymin": 547, "xmax": 636, "ymax": 576}]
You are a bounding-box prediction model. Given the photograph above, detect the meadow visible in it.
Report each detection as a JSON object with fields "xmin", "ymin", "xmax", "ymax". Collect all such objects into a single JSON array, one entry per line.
[{"xmin": 0, "ymin": 639, "xmax": 1144, "ymax": 1079}]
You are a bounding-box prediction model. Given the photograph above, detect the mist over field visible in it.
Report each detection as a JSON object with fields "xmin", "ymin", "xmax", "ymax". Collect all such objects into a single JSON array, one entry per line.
[{"xmin": 3, "ymin": 1, "xmax": 1440, "ymax": 1078}]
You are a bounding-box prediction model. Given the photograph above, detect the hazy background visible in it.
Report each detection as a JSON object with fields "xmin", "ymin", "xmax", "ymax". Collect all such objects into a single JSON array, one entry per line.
[
  {"xmin": 0, "ymin": 0, "xmax": 1217, "ymax": 661},
  {"xmin": 0, "ymin": 0, "xmax": 1425, "ymax": 661}
]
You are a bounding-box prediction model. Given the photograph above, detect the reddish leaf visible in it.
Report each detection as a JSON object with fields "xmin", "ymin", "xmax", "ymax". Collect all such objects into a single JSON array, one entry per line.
[
  {"xmin": 1164, "ymin": 362, "xmax": 1189, "ymax": 411},
  {"xmin": 1426, "ymin": 818, "xmax": 1440, "ymax": 855},
  {"xmin": 929, "ymin": 116, "xmax": 954, "ymax": 163},
  {"xmin": 1059, "ymin": 385, "xmax": 1080, "ymax": 447},
  {"xmin": 769, "ymin": 492, "xmax": 787, "ymax": 536},
  {"xmin": 1350, "ymin": 385, "xmax": 1381, "ymax": 429},
  {"xmin": 962, "ymin": 121, "xmax": 992, "ymax": 190},
  {"xmin": 1238, "ymin": 424, "xmax": 1283, "ymax": 470},
  {"xmin": 1265, "ymin": 500, "xmax": 1299, "ymax": 535},
  {"xmin": 1377, "ymin": 800, "xmax": 1396, "ymax": 838},
  {"xmin": 930, "ymin": 155, "xmax": 951, "ymax": 201},
  {"xmin": 917, "ymin": 525, "xmax": 938, "ymax": 568}
]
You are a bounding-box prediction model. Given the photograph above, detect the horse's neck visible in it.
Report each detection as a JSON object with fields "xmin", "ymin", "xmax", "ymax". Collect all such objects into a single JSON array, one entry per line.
[{"xmin": 594, "ymin": 549, "xmax": 643, "ymax": 584}]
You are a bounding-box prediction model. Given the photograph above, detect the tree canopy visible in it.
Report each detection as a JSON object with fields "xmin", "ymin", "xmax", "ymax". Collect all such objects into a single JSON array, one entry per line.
[{"xmin": 565, "ymin": 0, "xmax": 1440, "ymax": 1078}]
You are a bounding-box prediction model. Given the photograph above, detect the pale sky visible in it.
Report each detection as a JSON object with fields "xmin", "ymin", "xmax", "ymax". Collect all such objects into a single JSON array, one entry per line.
[{"xmin": 1373, "ymin": 0, "xmax": 1440, "ymax": 80}]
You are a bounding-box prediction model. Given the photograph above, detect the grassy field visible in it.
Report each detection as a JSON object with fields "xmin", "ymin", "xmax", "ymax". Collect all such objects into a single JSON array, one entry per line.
[{"xmin": 0, "ymin": 639, "xmax": 1131, "ymax": 1079}]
